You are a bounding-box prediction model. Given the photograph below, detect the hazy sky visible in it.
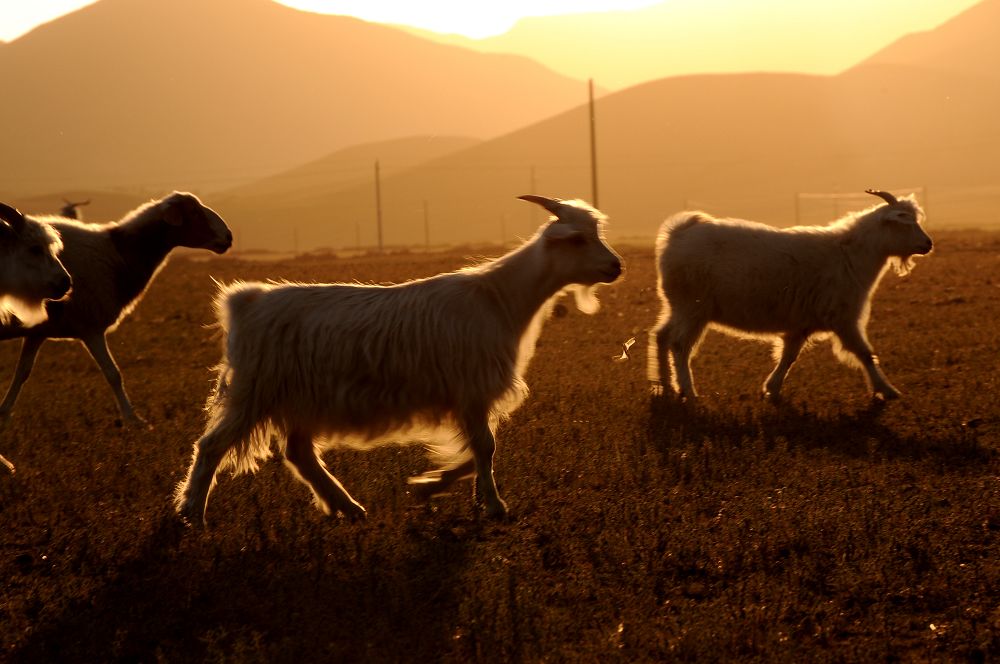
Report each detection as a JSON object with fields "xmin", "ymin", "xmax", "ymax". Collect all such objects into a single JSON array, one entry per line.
[
  {"xmin": 2, "ymin": 0, "xmax": 659, "ymax": 41},
  {"xmin": 1, "ymin": 0, "xmax": 980, "ymax": 42},
  {"xmin": 0, "ymin": 0, "xmax": 982, "ymax": 88}
]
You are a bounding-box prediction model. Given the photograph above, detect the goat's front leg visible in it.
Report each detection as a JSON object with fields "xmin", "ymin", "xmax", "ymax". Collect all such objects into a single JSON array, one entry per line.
[
  {"xmin": 284, "ymin": 430, "xmax": 366, "ymax": 521},
  {"xmin": 463, "ymin": 418, "xmax": 508, "ymax": 519},
  {"xmin": 835, "ymin": 325, "xmax": 900, "ymax": 399},
  {"xmin": 0, "ymin": 336, "xmax": 46, "ymax": 418},
  {"xmin": 763, "ymin": 332, "xmax": 807, "ymax": 401},
  {"xmin": 82, "ymin": 332, "xmax": 147, "ymax": 426}
]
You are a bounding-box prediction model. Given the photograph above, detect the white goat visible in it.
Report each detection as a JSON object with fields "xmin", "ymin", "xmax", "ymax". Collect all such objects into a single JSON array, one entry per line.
[
  {"xmin": 174, "ymin": 196, "xmax": 623, "ymax": 527},
  {"xmin": 0, "ymin": 203, "xmax": 72, "ymax": 474},
  {"xmin": 649, "ymin": 190, "xmax": 933, "ymax": 401},
  {"xmin": 0, "ymin": 203, "xmax": 72, "ymax": 327},
  {"xmin": 0, "ymin": 192, "xmax": 233, "ymax": 425}
]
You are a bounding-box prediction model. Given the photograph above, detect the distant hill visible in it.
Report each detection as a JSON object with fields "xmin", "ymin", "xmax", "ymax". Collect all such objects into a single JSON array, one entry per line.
[
  {"xmin": 217, "ymin": 52, "xmax": 1000, "ymax": 249},
  {"xmin": 400, "ymin": 0, "xmax": 981, "ymax": 90},
  {"xmin": 218, "ymin": 135, "xmax": 479, "ymax": 202},
  {"xmin": 851, "ymin": 0, "xmax": 1000, "ymax": 81},
  {"xmin": 3, "ymin": 190, "xmax": 149, "ymax": 224},
  {"xmin": 212, "ymin": 134, "xmax": 480, "ymax": 248},
  {"xmin": 0, "ymin": 0, "xmax": 588, "ymax": 195}
]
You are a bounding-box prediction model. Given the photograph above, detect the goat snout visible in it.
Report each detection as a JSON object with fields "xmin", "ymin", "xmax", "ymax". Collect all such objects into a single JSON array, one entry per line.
[
  {"xmin": 601, "ymin": 258, "xmax": 623, "ymax": 282},
  {"xmin": 51, "ymin": 273, "xmax": 72, "ymax": 299},
  {"xmin": 212, "ymin": 231, "xmax": 234, "ymax": 254},
  {"xmin": 917, "ymin": 238, "xmax": 934, "ymax": 255}
]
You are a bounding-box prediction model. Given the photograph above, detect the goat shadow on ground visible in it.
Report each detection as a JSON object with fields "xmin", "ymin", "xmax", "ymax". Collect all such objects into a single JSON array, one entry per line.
[
  {"xmin": 10, "ymin": 505, "xmax": 477, "ymax": 662},
  {"xmin": 647, "ymin": 395, "xmax": 991, "ymax": 468}
]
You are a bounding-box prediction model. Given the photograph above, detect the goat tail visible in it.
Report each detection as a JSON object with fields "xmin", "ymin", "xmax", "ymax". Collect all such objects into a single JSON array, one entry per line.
[
  {"xmin": 649, "ymin": 211, "xmax": 708, "ymax": 387},
  {"xmin": 655, "ymin": 211, "xmax": 706, "ymax": 259},
  {"xmin": 214, "ymin": 279, "xmax": 265, "ymax": 334},
  {"xmin": 199, "ymin": 281, "xmax": 275, "ymax": 476}
]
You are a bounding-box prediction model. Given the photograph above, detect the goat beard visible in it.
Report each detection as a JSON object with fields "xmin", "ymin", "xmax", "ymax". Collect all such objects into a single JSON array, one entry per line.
[
  {"xmin": 890, "ymin": 254, "xmax": 917, "ymax": 277},
  {"xmin": 567, "ymin": 284, "xmax": 601, "ymax": 314},
  {"xmin": 0, "ymin": 296, "xmax": 48, "ymax": 327}
]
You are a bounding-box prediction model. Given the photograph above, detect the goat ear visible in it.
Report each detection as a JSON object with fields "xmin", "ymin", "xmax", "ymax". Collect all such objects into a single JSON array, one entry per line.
[
  {"xmin": 160, "ymin": 196, "xmax": 187, "ymax": 227},
  {"xmin": 543, "ymin": 221, "xmax": 584, "ymax": 243},
  {"xmin": 884, "ymin": 208, "xmax": 916, "ymax": 225},
  {"xmin": 0, "ymin": 203, "xmax": 26, "ymax": 233}
]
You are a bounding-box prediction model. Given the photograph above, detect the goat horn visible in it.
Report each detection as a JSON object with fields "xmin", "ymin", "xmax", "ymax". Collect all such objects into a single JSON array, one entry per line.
[
  {"xmin": 0, "ymin": 203, "xmax": 25, "ymax": 231},
  {"xmin": 517, "ymin": 195, "xmax": 562, "ymax": 213},
  {"xmin": 865, "ymin": 189, "xmax": 898, "ymax": 205}
]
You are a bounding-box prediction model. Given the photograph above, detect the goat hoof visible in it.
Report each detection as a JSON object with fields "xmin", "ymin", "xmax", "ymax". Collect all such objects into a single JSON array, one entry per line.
[
  {"xmin": 125, "ymin": 414, "xmax": 153, "ymax": 431},
  {"xmin": 485, "ymin": 499, "xmax": 509, "ymax": 521},
  {"xmin": 177, "ymin": 508, "xmax": 206, "ymax": 530},
  {"xmin": 875, "ymin": 387, "xmax": 901, "ymax": 401},
  {"xmin": 340, "ymin": 502, "xmax": 367, "ymax": 522}
]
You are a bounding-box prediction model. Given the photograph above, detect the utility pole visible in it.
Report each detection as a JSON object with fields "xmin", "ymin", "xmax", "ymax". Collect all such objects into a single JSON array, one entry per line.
[
  {"xmin": 374, "ymin": 159, "xmax": 384, "ymax": 252},
  {"xmin": 423, "ymin": 199, "xmax": 430, "ymax": 248},
  {"xmin": 528, "ymin": 165, "xmax": 537, "ymax": 231},
  {"xmin": 589, "ymin": 78, "xmax": 599, "ymax": 207}
]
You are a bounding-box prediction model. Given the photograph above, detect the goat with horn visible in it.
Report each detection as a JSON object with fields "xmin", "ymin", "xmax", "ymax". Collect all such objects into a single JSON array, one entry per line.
[{"xmin": 650, "ymin": 189, "xmax": 933, "ymax": 402}]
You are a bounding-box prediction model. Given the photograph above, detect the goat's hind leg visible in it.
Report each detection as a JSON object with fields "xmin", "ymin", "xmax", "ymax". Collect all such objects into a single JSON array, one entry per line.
[
  {"xmin": 175, "ymin": 412, "xmax": 252, "ymax": 528},
  {"xmin": 0, "ymin": 336, "xmax": 45, "ymax": 418},
  {"xmin": 657, "ymin": 316, "xmax": 705, "ymax": 399},
  {"xmin": 283, "ymin": 431, "xmax": 366, "ymax": 521},
  {"xmin": 649, "ymin": 322, "xmax": 671, "ymax": 397}
]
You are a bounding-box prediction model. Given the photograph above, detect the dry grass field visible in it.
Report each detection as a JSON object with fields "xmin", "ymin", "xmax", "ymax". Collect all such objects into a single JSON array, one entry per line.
[{"xmin": 1, "ymin": 231, "xmax": 998, "ymax": 662}]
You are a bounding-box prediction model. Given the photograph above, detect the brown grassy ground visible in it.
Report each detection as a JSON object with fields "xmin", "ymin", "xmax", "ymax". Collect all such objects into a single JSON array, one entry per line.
[{"xmin": 1, "ymin": 231, "xmax": 998, "ymax": 662}]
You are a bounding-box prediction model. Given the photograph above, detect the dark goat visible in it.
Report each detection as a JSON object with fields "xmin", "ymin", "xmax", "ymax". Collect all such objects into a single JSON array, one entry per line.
[{"xmin": 0, "ymin": 192, "xmax": 232, "ymax": 426}]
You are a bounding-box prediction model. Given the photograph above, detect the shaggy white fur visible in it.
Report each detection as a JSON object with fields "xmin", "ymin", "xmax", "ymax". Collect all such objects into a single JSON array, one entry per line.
[
  {"xmin": 649, "ymin": 190, "xmax": 932, "ymax": 401},
  {"xmin": 175, "ymin": 196, "xmax": 623, "ymax": 527}
]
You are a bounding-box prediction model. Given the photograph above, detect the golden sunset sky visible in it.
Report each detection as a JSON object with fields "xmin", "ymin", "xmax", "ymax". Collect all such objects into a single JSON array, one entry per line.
[
  {"xmin": 3, "ymin": 0, "xmax": 982, "ymax": 91},
  {"xmin": 2, "ymin": 0, "xmax": 653, "ymax": 40},
  {"xmin": 2, "ymin": 0, "xmax": 979, "ymax": 43}
]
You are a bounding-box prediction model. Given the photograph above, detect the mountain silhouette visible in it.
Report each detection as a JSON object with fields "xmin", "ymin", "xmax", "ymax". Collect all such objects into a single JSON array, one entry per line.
[
  {"xmin": 0, "ymin": 0, "xmax": 588, "ymax": 195},
  {"xmin": 855, "ymin": 0, "xmax": 1000, "ymax": 81},
  {"xmin": 215, "ymin": 0, "xmax": 1000, "ymax": 250},
  {"xmin": 219, "ymin": 135, "xmax": 479, "ymax": 202},
  {"xmin": 400, "ymin": 1, "xmax": 982, "ymax": 90}
]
